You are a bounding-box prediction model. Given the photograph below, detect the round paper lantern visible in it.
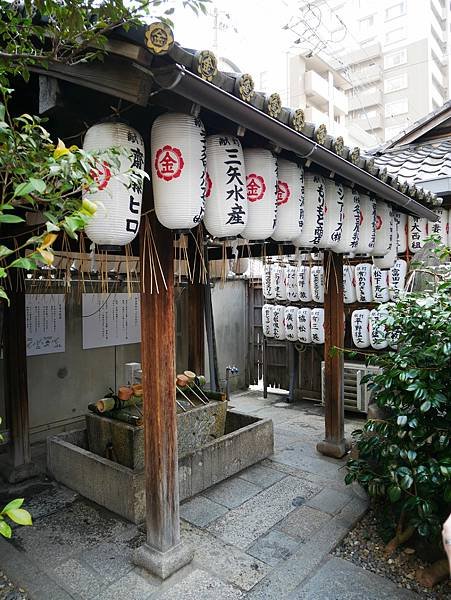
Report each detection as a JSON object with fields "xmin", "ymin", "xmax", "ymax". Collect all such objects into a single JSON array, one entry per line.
[
  {"xmin": 297, "ymin": 307, "xmax": 312, "ymax": 343},
  {"xmin": 351, "ymin": 309, "xmax": 370, "ymax": 349},
  {"xmin": 293, "ymin": 172, "xmax": 325, "ymax": 249},
  {"xmin": 274, "ymin": 264, "xmax": 287, "ymax": 301},
  {"xmin": 297, "ymin": 265, "xmax": 312, "ymax": 302},
  {"xmin": 355, "ymin": 263, "xmax": 373, "ymax": 302},
  {"xmin": 389, "ymin": 258, "xmax": 407, "ymax": 301},
  {"xmin": 263, "ymin": 263, "xmax": 276, "ymax": 299},
  {"xmin": 310, "ymin": 266, "xmax": 324, "ymax": 303},
  {"xmin": 241, "ymin": 149, "xmax": 277, "ymax": 241},
  {"xmin": 231, "ymin": 257, "xmax": 249, "ymax": 276},
  {"xmin": 393, "ymin": 211, "xmax": 407, "ymax": 254},
  {"xmin": 151, "ymin": 113, "xmax": 206, "ymax": 230},
  {"xmin": 83, "ymin": 122, "xmax": 145, "ymax": 247},
  {"xmin": 311, "ymin": 308, "xmax": 325, "ymax": 344},
  {"xmin": 369, "ymin": 309, "xmax": 388, "ymax": 349},
  {"xmin": 408, "ymin": 216, "xmax": 427, "ymax": 253},
  {"xmin": 272, "ymin": 159, "xmax": 304, "ymax": 242},
  {"xmin": 322, "ymin": 180, "xmax": 344, "ymax": 249},
  {"xmin": 372, "ymin": 201, "xmax": 393, "ymax": 256},
  {"xmin": 286, "ymin": 265, "xmax": 299, "ymax": 302},
  {"xmin": 273, "ymin": 305, "xmax": 286, "ymax": 340},
  {"xmin": 428, "ymin": 208, "xmax": 448, "ymax": 246},
  {"xmin": 355, "ymin": 194, "xmax": 376, "ymax": 255},
  {"xmin": 371, "ymin": 266, "xmax": 389, "ymax": 303},
  {"xmin": 343, "ymin": 265, "xmax": 357, "ymax": 304},
  {"xmin": 372, "ymin": 235, "xmax": 397, "ymax": 269},
  {"xmin": 334, "ymin": 187, "xmax": 360, "ymax": 254},
  {"xmin": 262, "ymin": 304, "xmax": 274, "ymax": 337},
  {"xmin": 204, "ymin": 134, "xmax": 247, "ymax": 238},
  {"xmin": 285, "ymin": 306, "xmax": 298, "ymax": 341}
]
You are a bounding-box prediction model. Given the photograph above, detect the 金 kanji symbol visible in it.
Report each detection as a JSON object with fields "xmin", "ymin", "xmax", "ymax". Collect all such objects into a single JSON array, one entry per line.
[
  {"xmin": 155, "ymin": 145, "xmax": 184, "ymax": 181},
  {"xmin": 277, "ymin": 181, "xmax": 290, "ymax": 206},
  {"xmin": 246, "ymin": 173, "xmax": 266, "ymax": 202}
]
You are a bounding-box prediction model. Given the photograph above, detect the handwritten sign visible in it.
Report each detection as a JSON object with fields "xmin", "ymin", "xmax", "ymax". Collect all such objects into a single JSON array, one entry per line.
[
  {"xmin": 82, "ymin": 293, "xmax": 141, "ymax": 349},
  {"xmin": 25, "ymin": 294, "xmax": 65, "ymax": 356}
]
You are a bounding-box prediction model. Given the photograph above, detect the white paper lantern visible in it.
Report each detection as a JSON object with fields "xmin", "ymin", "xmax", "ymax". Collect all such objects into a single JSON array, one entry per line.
[
  {"xmin": 355, "ymin": 263, "xmax": 373, "ymax": 302},
  {"xmin": 389, "ymin": 258, "xmax": 407, "ymax": 301},
  {"xmin": 393, "ymin": 211, "xmax": 407, "ymax": 254},
  {"xmin": 83, "ymin": 122, "xmax": 145, "ymax": 247},
  {"xmin": 151, "ymin": 113, "xmax": 206, "ymax": 230},
  {"xmin": 285, "ymin": 306, "xmax": 298, "ymax": 341},
  {"xmin": 372, "ymin": 236, "xmax": 397, "ymax": 269},
  {"xmin": 355, "ymin": 194, "xmax": 376, "ymax": 255},
  {"xmin": 428, "ymin": 208, "xmax": 448, "ymax": 246},
  {"xmin": 371, "ymin": 266, "xmax": 389, "ymax": 303},
  {"xmin": 372, "ymin": 201, "xmax": 393, "ymax": 257},
  {"xmin": 231, "ymin": 257, "xmax": 249, "ymax": 275},
  {"xmin": 369, "ymin": 309, "xmax": 388, "ymax": 350},
  {"xmin": 293, "ymin": 172, "xmax": 325, "ymax": 249},
  {"xmin": 241, "ymin": 149, "xmax": 277, "ymax": 240},
  {"xmin": 297, "ymin": 307, "xmax": 312, "ymax": 343},
  {"xmin": 262, "ymin": 304, "xmax": 274, "ymax": 337},
  {"xmin": 343, "ymin": 265, "xmax": 357, "ymax": 304},
  {"xmin": 204, "ymin": 134, "xmax": 247, "ymax": 238},
  {"xmin": 408, "ymin": 216, "xmax": 428, "ymax": 253},
  {"xmin": 297, "ymin": 265, "xmax": 312, "ymax": 302},
  {"xmin": 273, "ymin": 305, "xmax": 286, "ymax": 340},
  {"xmin": 274, "ymin": 265, "xmax": 287, "ymax": 301},
  {"xmin": 310, "ymin": 265, "xmax": 324, "ymax": 303},
  {"xmin": 286, "ymin": 265, "xmax": 299, "ymax": 302},
  {"xmin": 334, "ymin": 187, "xmax": 360, "ymax": 254},
  {"xmin": 351, "ymin": 309, "xmax": 370, "ymax": 349},
  {"xmin": 311, "ymin": 307, "xmax": 325, "ymax": 344},
  {"xmin": 272, "ymin": 159, "xmax": 304, "ymax": 242},
  {"xmin": 322, "ymin": 180, "xmax": 344, "ymax": 249},
  {"xmin": 263, "ymin": 263, "xmax": 276, "ymax": 299}
]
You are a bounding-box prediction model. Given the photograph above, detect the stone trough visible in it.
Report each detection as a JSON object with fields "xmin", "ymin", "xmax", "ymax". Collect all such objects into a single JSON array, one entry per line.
[{"xmin": 47, "ymin": 410, "xmax": 274, "ymax": 524}]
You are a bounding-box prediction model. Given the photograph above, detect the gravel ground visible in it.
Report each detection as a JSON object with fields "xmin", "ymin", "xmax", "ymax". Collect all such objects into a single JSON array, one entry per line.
[
  {"xmin": 333, "ymin": 509, "xmax": 451, "ymax": 599},
  {"xmin": 0, "ymin": 571, "xmax": 27, "ymax": 600}
]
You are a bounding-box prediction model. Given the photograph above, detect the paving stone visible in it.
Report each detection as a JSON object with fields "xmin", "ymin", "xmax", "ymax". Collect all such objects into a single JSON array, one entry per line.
[
  {"xmin": 181, "ymin": 521, "xmax": 269, "ymax": 591},
  {"xmin": 250, "ymin": 407, "xmax": 300, "ymax": 425},
  {"xmin": 207, "ymin": 476, "xmax": 319, "ymax": 550},
  {"xmin": 22, "ymin": 485, "xmax": 79, "ymax": 521},
  {"xmin": 335, "ymin": 496, "xmax": 369, "ymax": 528},
  {"xmin": 180, "ymin": 496, "xmax": 228, "ymax": 527},
  {"xmin": 80, "ymin": 541, "xmax": 134, "ymax": 583},
  {"xmin": 51, "ymin": 558, "xmax": 105, "ymax": 600},
  {"xmin": 276, "ymin": 505, "xmax": 331, "ymax": 540},
  {"xmin": 287, "ymin": 557, "xmax": 419, "ymax": 599},
  {"xmin": 273, "ymin": 429, "xmax": 305, "ymax": 452},
  {"xmin": 271, "ymin": 447, "xmax": 345, "ymax": 480},
  {"xmin": 92, "ymin": 570, "xmax": 157, "ymax": 600},
  {"xmin": 247, "ymin": 530, "xmax": 301, "ymax": 566},
  {"xmin": 238, "ymin": 464, "xmax": 286, "ymax": 489},
  {"xmin": 154, "ymin": 569, "xmax": 244, "ymax": 600},
  {"xmin": 203, "ymin": 477, "xmax": 261, "ymax": 508},
  {"xmin": 306, "ymin": 488, "xmax": 351, "ymax": 515}
]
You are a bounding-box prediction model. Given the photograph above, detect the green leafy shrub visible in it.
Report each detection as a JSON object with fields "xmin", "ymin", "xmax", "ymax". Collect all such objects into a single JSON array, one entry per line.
[
  {"xmin": 0, "ymin": 498, "xmax": 32, "ymax": 538},
  {"xmin": 345, "ymin": 252, "xmax": 451, "ymax": 544}
]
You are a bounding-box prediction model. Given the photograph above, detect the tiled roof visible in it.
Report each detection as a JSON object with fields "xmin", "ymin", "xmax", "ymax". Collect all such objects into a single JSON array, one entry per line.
[{"xmin": 373, "ymin": 140, "xmax": 451, "ymax": 184}]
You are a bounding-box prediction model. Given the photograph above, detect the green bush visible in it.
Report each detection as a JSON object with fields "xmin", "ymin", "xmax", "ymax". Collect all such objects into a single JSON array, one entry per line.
[{"xmin": 345, "ymin": 250, "xmax": 451, "ymax": 543}]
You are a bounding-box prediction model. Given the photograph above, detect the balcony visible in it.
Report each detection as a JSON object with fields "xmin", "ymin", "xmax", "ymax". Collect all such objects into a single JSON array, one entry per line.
[
  {"xmin": 352, "ymin": 113, "xmax": 384, "ymax": 132},
  {"xmin": 350, "ymin": 64, "xmax": 383, "ymax": 86},
  {"xmin": 339, "ymin": 42, "xmax": 382, "ymax": 67},
  {"xmin": 304, "ymin": 70, "xmax": 329, "ymax": 104},
  {"xmin": 333, "ymin": 87, "xmax": 348, "ymax": 115},
  {"xmin": 348, "ymin": 89, "xmax": 383, "ymax": 111}
]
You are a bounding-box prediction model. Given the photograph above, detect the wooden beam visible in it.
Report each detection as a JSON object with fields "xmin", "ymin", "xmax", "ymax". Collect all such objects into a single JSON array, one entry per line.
[
  {"xmin": 133, "ymin": 218, "xmax": 192, "ymax": 579},
  {"xmin": 317, "ymin": 251, "xmax": 347, "ymax": 458}
]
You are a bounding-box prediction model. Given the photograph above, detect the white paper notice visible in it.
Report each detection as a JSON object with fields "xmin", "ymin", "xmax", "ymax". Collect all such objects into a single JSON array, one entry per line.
[
  {"xmin": 25, "ymin": 294, "xmax": 66, "ymax": 356},
  {"xmin": 82, "ymin": 293, "xmax": 141, "ymax": 349}
]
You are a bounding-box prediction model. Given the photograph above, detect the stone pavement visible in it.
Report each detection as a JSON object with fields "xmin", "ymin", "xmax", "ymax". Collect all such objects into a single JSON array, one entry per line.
[{"xmin": 0, "ymin": 391, "xmax": 420, "ymax": 599}]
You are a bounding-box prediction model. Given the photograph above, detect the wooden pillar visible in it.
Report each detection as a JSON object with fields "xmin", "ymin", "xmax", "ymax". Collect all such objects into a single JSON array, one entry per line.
[
  {"xmin": 0, "ymin": 277, "xmax": 38, "ymax": 482},
  {"xmin": 187, "ymin": 233, "xmax": 205, "ymax": 375},
  {"xmin": 133, "ymin": 220, "xmax": 192, "ymax": 579},
  {"xmin": 317, "ymin": 251, "xmax": 347, "ymax": 458}
]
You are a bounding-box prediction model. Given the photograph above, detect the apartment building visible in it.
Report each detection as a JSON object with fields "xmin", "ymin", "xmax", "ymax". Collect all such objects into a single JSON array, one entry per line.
[{"xmin": 287, "ymin": 0, "xmax": 451, "ymax": 144}]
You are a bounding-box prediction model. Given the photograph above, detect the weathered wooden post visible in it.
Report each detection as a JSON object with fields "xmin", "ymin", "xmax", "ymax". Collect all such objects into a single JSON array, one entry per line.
[
  {"xmin": 317, "ymin": 250, "xmax": 347, "ymax": 458},
  {"xmin": 134, "ymin": 219, "xmax": 193, "ymax": 578}
]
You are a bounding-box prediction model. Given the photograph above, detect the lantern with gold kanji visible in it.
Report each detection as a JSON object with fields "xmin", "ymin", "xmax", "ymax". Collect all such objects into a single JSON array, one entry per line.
[
  {"xmin": 272, "ymin": 159, "xmax": 304, "ymax": 242},
  {"xmin": 83, "ymin": 122, "xmax": 145, "ymax": 247}
]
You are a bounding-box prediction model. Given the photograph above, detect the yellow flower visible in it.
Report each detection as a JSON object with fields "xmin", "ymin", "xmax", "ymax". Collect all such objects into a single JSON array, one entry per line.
[{"xmin": 53, "ymin": 139, "xmax": 70, "ymax": 159}]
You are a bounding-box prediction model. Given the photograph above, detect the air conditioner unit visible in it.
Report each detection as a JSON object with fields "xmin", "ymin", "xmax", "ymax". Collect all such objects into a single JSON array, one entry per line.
[{"xmin": 321, "ymin": 362, "xmax": 381, "ymax": 413}]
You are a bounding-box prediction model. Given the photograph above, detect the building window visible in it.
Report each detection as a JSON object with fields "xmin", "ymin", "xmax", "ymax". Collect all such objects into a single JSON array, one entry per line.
[
  {"xmin": 385, "ymin": 2, "xmax": 406, "ymax": 20},
  {"xmin": 384, "ymin": 48, "xmax": 407, "ymax": 69},
  {"xmin": 385, "ymin": 26, "xmax": 406, "ymax": 44},
  {"xmin": 384, "ymin": 73, "xmax": 408, "ymax": 93},
  {"xmin": 385, "ymin": 98, "xmax": 408, "ymax": 117}
]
